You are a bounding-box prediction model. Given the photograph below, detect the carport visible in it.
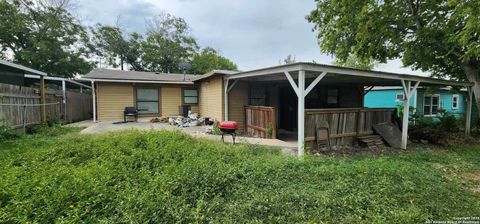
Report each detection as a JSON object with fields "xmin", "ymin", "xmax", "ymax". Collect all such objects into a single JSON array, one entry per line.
[{"xmin": 223, "ymin": 63, "xmax": 474, "ymax": 157}]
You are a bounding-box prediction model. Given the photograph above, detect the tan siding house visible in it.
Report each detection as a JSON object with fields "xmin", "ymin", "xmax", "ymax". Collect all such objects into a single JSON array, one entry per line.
[
  {"xmin": 198, "ymin": 75, "xmax": 224, "ymax": 121},
  {"xmin": 96, "ymin": 82, "xmax": 134, "ymax": 120},
  {"xmin": 84, "ymin": 69, "xmax": 232, "ymax": 121}
]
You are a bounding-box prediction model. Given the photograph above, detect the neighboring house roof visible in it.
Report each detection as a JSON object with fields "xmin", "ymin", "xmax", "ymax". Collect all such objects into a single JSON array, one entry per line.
[
  {"xmin": 81, "ymin": 69, "xmax": 199, "ymax": 84},
  {"xmin": 0, "ymin": 59, "xmax": 47, "ymax": 76}
]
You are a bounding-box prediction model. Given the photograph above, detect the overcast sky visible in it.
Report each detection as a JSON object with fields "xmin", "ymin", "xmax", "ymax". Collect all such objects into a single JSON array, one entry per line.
[{"xmin": 75, "ymin": 0, "xmax": 428, "ymax": 76}]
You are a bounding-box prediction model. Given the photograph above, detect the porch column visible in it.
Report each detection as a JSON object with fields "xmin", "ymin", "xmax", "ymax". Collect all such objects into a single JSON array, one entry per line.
[
  {"xmin": 297, "ymin": 70, "xmax": 305, "ymax": 157},
  {"xmin": 224, "ymin": 79, "xmax": 229, "ymax": 121},
  {"xmin": 400, "ymin": 80, "xmax": 420, "ymax": 149},
  {"xmin": 284, "ymin": 70, "xmax": 327, "ymax": 157},
  {"xmin": 465, "ymin": 86, "xmax": 473, "ymax": 136},
  {"xmin": 92, "ymin": 80, "xmax": 96, "ymax": 122},
  {"xmin": 223, "ymin": 79, "xmax": 238, "ymax": 121}
]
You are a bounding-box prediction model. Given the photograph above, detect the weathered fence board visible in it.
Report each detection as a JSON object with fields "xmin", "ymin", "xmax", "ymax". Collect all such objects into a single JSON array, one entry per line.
[
  {"xmin": 305, "ymin": 108, "xmax": 397, "ymax": 147},
  {"xmin": 0, "ymin": 83, "xmax": 92, "ymax": 128},
  {"xmin": 245, "ymin": 105, "xmax": 276, "ymax": 138},
  {"xmin": 66, "ymin": 91, "xmax": 93, "ymax": 122}
]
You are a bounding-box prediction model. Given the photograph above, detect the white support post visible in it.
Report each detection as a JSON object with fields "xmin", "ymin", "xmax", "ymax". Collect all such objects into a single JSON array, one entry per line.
[
  {"xmin": 92, "ymin": 80, "xmax": 96, "ymax": 122},
  {"xmin": 224, "ymin": 79, "xmax": 229, "ymax": 121},
  {"xmin": 62, "ymin": 80, "xmax": 67, "ymax": 121},
  {"xmin": 80, "ymin": 86, "xmax": 83, "ymax": 93},
  {"xmin": 400, "ymin": 80, "xmax": 420, "ymax": 149},
  {"xmin": 465, "ymin": 86, "xmax": 473, "ymax": 136},
  {"xmin": 297, "ymin": 70, "xmax": 306, "ymax": 157}
]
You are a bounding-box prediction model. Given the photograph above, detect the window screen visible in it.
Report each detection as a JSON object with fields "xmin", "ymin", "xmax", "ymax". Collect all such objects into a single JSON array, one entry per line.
[
  {"xmin": 249, "ymin": 87, "xmax": 267, "ymax": 106},
  {"xmin": 423, "ymin": 95, "xmax": 440, "ymax": 116},
  {"xmin": 327, "ymin": 88, "xmax": 338, "ymax": 105},
  {"xmin": 136, "ymin": 88, "xmax": 159, "ymax": 114},
  {"xmin": 452, "ymin": 95, "xmax": 459, "ymax": 109},
  {"xmin": 183, "ymin": 89, "xmax": 198, "ymax": 104}
]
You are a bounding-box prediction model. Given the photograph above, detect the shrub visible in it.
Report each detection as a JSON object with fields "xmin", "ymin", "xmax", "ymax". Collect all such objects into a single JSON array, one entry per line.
[
  {"xmin": 0, "ymin": 125, "xmax": 20, "ymax": 141},
  {"xmin": 211, "ymin": 124, "xmax": 222, "ymax": 135}
]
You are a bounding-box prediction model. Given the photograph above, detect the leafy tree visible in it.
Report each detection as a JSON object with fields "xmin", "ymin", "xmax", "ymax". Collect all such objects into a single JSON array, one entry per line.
[
  {"xmin": 191, "ymin": 47, "xmax": 237, "ymax": 74},
  {"xmin": 334, "ymin": 54, "xmax": 376, "ymax": 70},
  {"xmin": 280, "ymin": 54, "xmax": 297, "ymax": 65},
  {"xmin": 0, "ymin": 0, "xmax": 93, "ymax": 77},
  {"xmin": 307, "ymin": 0, "xmax": 480, "ymax": 113},
  {"xmin": 141, "ymin": 12, "xmax": 198, "ymax": 73},
  {"xmin": 90, "ymin": 24, "xmax": 143, "ymax": 71}
]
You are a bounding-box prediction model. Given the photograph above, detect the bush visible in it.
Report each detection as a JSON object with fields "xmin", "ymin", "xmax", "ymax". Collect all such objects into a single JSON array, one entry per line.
[
  {"xmin": 0, "ymin": 125, "xmax": 20, "ymax": 141},
  {"xmin": 409, "ymin": 110, "xmax": 461, "ymax": 145},
  {"xmin": 0, "ymin": 130, "xmax": 479, "ymax": 223}
]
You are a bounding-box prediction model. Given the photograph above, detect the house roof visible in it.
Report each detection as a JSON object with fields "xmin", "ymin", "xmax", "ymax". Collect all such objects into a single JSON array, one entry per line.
[
  {"xmin": 81, "ymin": 69, "xmax": 199, "ymax": 84},
  {"xmin": 225, "ymin": 62, "xmax": 474, "ymax": 87},
  {"xmin": 191, "ymin": 70, "xmax": 238, "ymax": 81},
  {"xmin": 80, "ymin": 68, "xmax": 238, "ymax": 84},
  {"xmin": 0, "ymin": 59, "xmax": 47, "ymax": 76}
]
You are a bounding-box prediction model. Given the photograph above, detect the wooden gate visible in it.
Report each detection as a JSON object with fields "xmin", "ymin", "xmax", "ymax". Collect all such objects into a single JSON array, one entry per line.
[{"xmin": 244, "ymin": 105, "xmax": 276, "ymax": 138}]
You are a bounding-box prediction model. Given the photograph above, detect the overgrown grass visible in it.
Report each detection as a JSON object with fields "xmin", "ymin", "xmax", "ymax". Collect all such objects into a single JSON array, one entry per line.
[{"xmin": 0, "ymin": 127, "xmax": 479, "ymax": 223}]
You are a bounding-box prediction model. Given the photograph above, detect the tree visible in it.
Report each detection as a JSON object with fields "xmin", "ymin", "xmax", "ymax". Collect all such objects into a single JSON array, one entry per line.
[
  {"xmin": 191, "ymin": 47, "xmax": 237, "ymax": 74},
  {"xmin": 334, "ymin": 54, "xmax": 376, "ymax": 70},
  {"xmin": 0, "ymin": 0, "xmax": 93, "ymax": 77},
  {"xmin": 141, "ymin": 12, "xmax": 198, "ymax": 73},
  {"xmin": 90, "ymin": 24, "xmax": 143, "ymax": 71},
  {"xmin": 280, "ymin": 54, "xmax": 297, "ymax": 65},
  {"xmin": 307, "ymin": 0, "xmax": 480, "ymax": 115}
]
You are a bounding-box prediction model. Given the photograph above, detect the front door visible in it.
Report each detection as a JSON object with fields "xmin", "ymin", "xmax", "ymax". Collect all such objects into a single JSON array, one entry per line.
[{"xmin": 279, "ymin": 86, "xmax": 297, "ymax": 131}]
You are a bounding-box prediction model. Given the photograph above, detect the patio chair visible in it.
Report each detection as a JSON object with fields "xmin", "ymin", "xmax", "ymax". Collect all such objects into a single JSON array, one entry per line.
[
  {"xmin": 123, "ymin": 107, "xmax": 138, "ymax": 122},
  {"xmin": 316, "ymin": 120, "xmax": 331, "ymax": 150}
]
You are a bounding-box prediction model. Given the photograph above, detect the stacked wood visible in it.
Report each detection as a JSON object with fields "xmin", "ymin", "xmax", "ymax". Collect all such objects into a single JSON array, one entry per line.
[{"xmin": 357, "ymin": 135, "xmax": 385, "ymax": 148}]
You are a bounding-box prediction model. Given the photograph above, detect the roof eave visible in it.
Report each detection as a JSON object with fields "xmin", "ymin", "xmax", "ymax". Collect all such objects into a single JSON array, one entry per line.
[{"xmin": 78, "ymin": 78, "xmax": 195, "ymax": 85}]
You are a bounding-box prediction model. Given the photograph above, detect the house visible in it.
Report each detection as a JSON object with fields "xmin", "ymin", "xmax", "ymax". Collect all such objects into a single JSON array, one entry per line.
[
  {"xmin": 81, "ymin": 63, "xmax": 474, "ymax": 156},
  {"xmin": 364, "ymin": 86, "xmax": 472, "ymax": 119}
]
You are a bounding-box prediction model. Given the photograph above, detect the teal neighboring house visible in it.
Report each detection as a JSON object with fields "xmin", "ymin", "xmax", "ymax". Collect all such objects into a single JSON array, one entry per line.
[{"xmin": 364, "ymin": 87, "xmax": 476, "ymax": 120}]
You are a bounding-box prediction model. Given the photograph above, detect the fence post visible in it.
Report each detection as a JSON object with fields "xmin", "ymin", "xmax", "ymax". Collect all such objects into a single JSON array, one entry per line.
[{"xmin": 40, "ymin": 75, "xmax": 46, "ymax": 122}]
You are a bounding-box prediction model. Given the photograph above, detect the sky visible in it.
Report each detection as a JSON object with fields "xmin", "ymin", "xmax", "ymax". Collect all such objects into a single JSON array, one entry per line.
[{"xmin": 74, "ymin": 0, "xmax": 428, "ymax": 76}]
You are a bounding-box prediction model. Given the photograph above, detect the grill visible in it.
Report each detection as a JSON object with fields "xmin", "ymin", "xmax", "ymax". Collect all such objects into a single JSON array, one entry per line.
[{"xmin": 219, "ymin": 121, "xmax": 238, "ymax": 144}]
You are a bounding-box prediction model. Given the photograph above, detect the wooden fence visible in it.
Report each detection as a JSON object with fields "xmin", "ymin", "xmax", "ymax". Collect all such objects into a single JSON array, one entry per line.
[
  {"xmin": 65, "ymin": 91, "xmax": 93, "ymax": 122},
  {"xmin": 245, "ymin": 105, "xmax": 276, "ymax": 138},
  {"xmin": 0, "ymin": 83, "xmax": 92, "ymax": 128},
  {"xmin": 304, "ymin": 108, "xmax": 397, "ymax": 147}
]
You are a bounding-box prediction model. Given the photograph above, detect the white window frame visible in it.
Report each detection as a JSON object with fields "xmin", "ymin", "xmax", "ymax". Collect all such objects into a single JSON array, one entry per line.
[
  {"xmin": 423, "ymin": 94, "xmax": 440, "ymax": 117},
  {"xmin": 396, "ymin": 93, "xmax": 404, "ymax": 102},
  {"xmin": 452, "ymin": 94, "xmax": 459, "ymax": 110}
]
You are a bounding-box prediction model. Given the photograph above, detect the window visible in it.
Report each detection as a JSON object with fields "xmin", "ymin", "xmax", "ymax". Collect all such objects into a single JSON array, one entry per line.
[
  {"xmin": 183, "ymin": 89, "xmax": 198, "ymax": 104},
  {"xmin": 396, "ymin": 93, "xmax": 404, "ymax": 102},
  {"xmin": 327, "ymin": 88, "xmax": 339, "ymax": 105},
  {"xmin": 249, "ymin": 86, "xmax": 267, "ymax": 106},
  {"xmin": 136, "ymin": 88, "xmax": 159, "ymax": 114},
  {"xmin": 423, "ymin": 95, "xmax": 440, "ymax": 116},
  {"xmin": 452, "ymin": 94, "xmax": 459, "ymax": 109}
]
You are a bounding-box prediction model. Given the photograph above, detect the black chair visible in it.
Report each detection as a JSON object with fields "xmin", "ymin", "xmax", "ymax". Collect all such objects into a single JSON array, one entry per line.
[{"xmin": 124, "ymin": 107, "xmax": 138, "ymax": 122}]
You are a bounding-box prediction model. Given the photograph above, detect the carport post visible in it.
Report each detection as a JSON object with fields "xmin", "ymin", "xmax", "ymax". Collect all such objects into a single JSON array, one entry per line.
[
  {"xmin": 224, "ymin": 79, "xmax": 238, "ymax": 121},
  {"xmin": 465, "ymin": 86, "xmax": 473, "ymax": 136},
  {"xmin": 297, "ymin": 70, "xmax": 305, "ymax": 157},
  {"xmin": 400, "ymin": 80, "xmax": 420, "ymax": 149}
]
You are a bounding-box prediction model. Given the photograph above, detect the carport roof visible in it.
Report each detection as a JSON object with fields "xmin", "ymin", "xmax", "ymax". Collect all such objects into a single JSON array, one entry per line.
[{"xmin": 225, "ymin": 62, "xmax": 473, "ymax": 87}]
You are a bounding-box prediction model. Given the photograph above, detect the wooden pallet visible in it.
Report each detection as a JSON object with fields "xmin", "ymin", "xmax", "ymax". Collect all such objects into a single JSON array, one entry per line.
[{"xmin": 357, "ymin": 135, "xmax": 385, "ymax": 148}]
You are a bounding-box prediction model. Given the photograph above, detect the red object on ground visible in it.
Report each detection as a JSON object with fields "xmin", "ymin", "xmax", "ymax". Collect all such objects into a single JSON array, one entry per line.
[{"xmin": 219, "ymin": 121, "xmax": 238, "ymax": 130}]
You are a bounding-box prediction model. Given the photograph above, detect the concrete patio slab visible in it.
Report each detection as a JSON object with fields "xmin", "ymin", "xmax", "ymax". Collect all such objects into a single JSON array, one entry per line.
[{"xmin": 68, "ymin": 120, "xmax": 297, "ymax": 154}]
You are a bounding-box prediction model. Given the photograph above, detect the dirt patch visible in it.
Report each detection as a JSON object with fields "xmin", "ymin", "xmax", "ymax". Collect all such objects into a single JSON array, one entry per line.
[{"xmin": 465, "ymin": 172, "xmax": 480, "ymax": 193}]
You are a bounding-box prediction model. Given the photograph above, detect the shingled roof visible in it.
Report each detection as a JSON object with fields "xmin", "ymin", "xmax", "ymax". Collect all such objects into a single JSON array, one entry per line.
[{"xmin": 81, "ymin": 68, "xmax": 238, "ymax": 83}]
